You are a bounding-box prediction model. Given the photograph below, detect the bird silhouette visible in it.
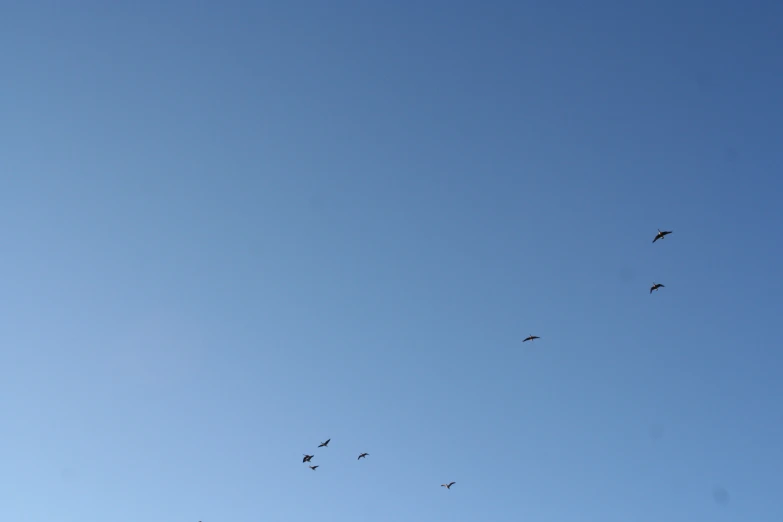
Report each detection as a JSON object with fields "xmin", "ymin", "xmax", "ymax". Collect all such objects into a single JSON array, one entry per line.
[
  {"xmin": 303, "ymin": 454, "xmax": 314, "ymax": 463},
  {"xmin": 318, "ymin": 438, "xmax": 331, "ymax": 448},
  {"xmin": 358, "ymin": 452, "xmax": 369, "ymax": 460},
  {"xmin": 652, "ymin": 229, "xmax": 673, "ymax": 243},
  {"xmin": 523, "ymin": 335, "xmax": 540, "ymax": 343},
  {"xmin": 650, "ymin": 282, "xmax": 665, "ymax": 294},
  {"xmin": 309, "ymin": 465, "xmax": 319, "ymax": 470},
  {"xmin": 441, "ymin": 482, "xmax": 456, "ymax": 489}
]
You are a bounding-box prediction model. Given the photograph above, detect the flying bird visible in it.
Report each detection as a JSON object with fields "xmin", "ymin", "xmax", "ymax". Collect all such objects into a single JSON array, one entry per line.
[
  {"xmin": 523, "ymin": 335, "xmax": 540, "ymax": 343},
  {"xmin": 303, "ymin": 454, "xmax": 314, "ymax": 463},
  {"xmin": 358, "ymin": 453, "xmax": 369, "ymax": 460},
  {"xmin": 652, "ymin": 229, "xmax": 673, "ymax": 243},
  {"xmin": 441, "ymin": 482, "xmax": 456, "ymax": 489},
  {"xmin": 318, "ymin": 438, "xmax": 331, "ymax": 448},
  {"xmin": 650, "ymin": 282, "xmax": 665, "ymax": 294},
  {"xmin": 309, "ymin": 465, "xmax": 319, "ymax": 470}
]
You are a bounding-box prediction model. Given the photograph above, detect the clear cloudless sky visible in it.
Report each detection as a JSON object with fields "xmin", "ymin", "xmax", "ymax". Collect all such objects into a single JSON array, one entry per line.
[{"xmin": 1, "ymin": 1, "xmax": 782, "ymax": 521}]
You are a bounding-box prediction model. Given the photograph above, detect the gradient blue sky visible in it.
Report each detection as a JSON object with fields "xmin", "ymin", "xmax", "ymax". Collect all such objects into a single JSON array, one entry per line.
[{"xmin": 2, "ymin": 1, "xmax": 782, "ymax": 521}]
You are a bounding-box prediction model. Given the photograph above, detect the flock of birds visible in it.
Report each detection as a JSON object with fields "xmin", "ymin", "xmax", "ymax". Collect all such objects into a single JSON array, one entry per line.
[
  {"xmin": 194, "ymin": 228, "xmax": 677, "ymax": 522},
  {"xmin": 300, "ymin": 436, "xmax": 456, "ymax": 489},
  {"xmin": 300, "ymin": 438, "xmax": 364, "ymax": 472},
  {"xmin": 295, "ymin": 228, "xmax": 676, "ymax": 492}
]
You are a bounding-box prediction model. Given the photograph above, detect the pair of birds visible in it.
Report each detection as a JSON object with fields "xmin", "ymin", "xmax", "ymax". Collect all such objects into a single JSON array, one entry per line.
[
  {"xmin": 303, "ymin": 439, "xmax": 370, "ymax": 470},
  {"xmin": 650, "ymin": 229, "xmax": 673, "ymax": 294},
  {"xmin": 302, "ymin": 454, "xmax": 318, "ymax": 470}
]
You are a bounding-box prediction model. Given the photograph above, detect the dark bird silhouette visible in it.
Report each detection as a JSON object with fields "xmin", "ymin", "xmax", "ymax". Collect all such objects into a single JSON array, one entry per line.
[
  {"xmin": 652, "ymin": 229, "xmax": 673, "ymax": 243},
  {"xmin": 441, "ymin": 482, "xmax": 456, "ymax": 489},
  {"xmin": 358, "ymin": 453, "xmax": 369, "ymax": 460},
  {"xmin": 650, "ymin": 282, "xmax": 665, "ymax": 294},
  {"xmin": 309, "ymin": 465, "xmax": 319, "ymax": 470},
  {"xmin": 318, "ymin": 438, "xmax": 331, "ymax": 448},
  {"xmin": 303, "ymin": 454, "xmax": 314, "ymax": 463},
  {"xmin": 523, "ymin": 335, "xmax": 540, "ymax": 343}
]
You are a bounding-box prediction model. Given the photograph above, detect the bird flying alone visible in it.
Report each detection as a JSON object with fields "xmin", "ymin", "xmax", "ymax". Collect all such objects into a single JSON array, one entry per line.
[
  {"xmin": 358, "ymin": 453, "xmax": 369, "ymax": 460},
  {"xmin": 523, "ymin": 335, "xmax": 540, "ymax": 343},
  {"xmin": 441, "ymin": 482, "xmax": 456, "ymax": 489},
  {"xmin": 318, "ymin": 438, "xmax": 330, "ymax": 448},
  {"xmin": 650, "ymin": 282, "xmax": 665, "ymax": 294},
  {"xmin": 652, "ymin": 229, "xmax": 673, "ymax": 243},
  {"xmin": 309, "ymin": 465, "xmax": 319, "ymax": 470},
  {"xmin": 303, "ymin": 454, "xmax": 314, "ymax": 463}
]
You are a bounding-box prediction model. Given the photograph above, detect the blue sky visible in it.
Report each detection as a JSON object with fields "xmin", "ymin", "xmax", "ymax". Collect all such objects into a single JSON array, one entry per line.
[{"xmin": 1, "ymin": 1, "xmax": 782, "ymax": 521}]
